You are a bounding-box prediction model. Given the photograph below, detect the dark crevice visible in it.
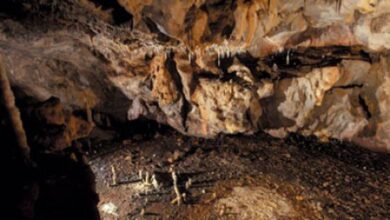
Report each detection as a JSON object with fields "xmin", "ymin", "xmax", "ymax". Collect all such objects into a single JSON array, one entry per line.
[
  {"xmin": 184, "ymin": 5, "xmax": 197, "ymax": 34},
  {"xmin": 208, "ymin": 17, "xmax": 229, "ymax": 40},
  {"xmin": 217, "ymin": 56, "xmax": 235, "ymax": 74},
  {"xmin": 202, "ymin": 0, "xmax": 236, "ymax": 41},
  {"xmin": 87, "ymin": 0, "xmax": 133, "ymax": 25},
  {"xmin": 245, "ymin": 109, "xmax": 254, "ymax": 128},
  {"xmin": 195, "ymin": 71, "xmax": 220, "ymax": 80},
  {"xmin": 165, "ymin": 52, "xmax": 191, "ymax": 131},
  {"xmin": 236, "ymin": 52, "xmax": 259, "ymax": 74},
  {"xmin": 222, "ymin": 24, "xmax": 235, "ymax": 38},
  {"xmin": 325, "ymin": 84, "xmax": 364, "ymax": 99},
  {"xmin": 193, "ymin": 70, "xmax": 253, "ymax": 89},
  {"xmin": 115, "ymin": 118, "xmax": 171, "ymax": 141},
  {"xmin": 0, "ymin": 0, "xmax": 27, "ymax": 19},
  {"xmin": 143, "ymin": 17, "xmax": 180, "ymax": 44},
  {"xmin": 190, "ymin": 71, "xmax": 218, "ymax": 96},
  {"xmin": 263, "ymin": 46, "xmax": 372, "ymax": 72},
  {"xmin": 237, "ymin": 52, "xmax": 271, "ymax": 80},
  {"xmin": 334, "ymin": 84, "xmax": 364, "ymax": 89},
  {"xmin": 253, "ymin": 46, "xmax": 375, "ymax": 82},
  {"xmin": 220, "ymin": 72, "xmax": 253, "ymax": 88},
  {"xmin": 359, "ymin": 95, "xmax": 372, "ymax": 119},
  {"xmin": 209, "ymin": 0, "xmax": 230, "ymax": 7}
]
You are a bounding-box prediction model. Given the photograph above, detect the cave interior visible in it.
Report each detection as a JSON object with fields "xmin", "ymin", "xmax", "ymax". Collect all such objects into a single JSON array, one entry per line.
[{"xmin": 1, "ymin": 0, "xmax": 390, "ymax": 219}]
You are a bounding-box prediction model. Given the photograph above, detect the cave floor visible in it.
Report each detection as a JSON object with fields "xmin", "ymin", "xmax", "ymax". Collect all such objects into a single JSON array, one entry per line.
[{"xmin": 88, "ymin": 130, "xmax": 390, "ymax": 220}]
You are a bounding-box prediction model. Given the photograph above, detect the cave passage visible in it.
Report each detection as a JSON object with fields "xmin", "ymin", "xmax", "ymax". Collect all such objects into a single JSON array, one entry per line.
[
  {"xmin": 1, "ymin": 0, "xmax": 390, "ymax": 219},
  {"xmin": 3, "ymin": 97, "xmax": 390, "ymax": 219}
]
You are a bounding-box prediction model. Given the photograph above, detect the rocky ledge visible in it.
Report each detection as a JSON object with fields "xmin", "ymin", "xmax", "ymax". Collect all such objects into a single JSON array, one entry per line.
[{"xmin": 0, "ymin": 0, "xmax": 389, "ymax": 151}]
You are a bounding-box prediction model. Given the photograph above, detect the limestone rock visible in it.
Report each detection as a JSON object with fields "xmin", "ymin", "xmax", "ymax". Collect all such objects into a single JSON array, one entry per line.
[
  {"xmin": 26, "ymin": 97, "xmax": 94, "ymax": 151},
  {"xmin": 0, "ymin": 0, "xmax": 389, "ymax": 151}
]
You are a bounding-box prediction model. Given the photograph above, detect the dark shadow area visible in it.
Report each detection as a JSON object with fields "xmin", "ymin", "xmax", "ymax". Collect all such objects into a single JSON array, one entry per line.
[
  {"xmin": 0, "ymin": 0, "xmax": 27, "ymax": 19},
  {"xmin": 32, "ymin": 151, "xmax": 100, "ymax": 220},
  {"xmin": 285, "ymin": 133, "xmax": 390, "ymax": 171},
  {"xmin": 262, "ymin": 46, "xmax": 372, "ymax": 79},
  {"xmin": 1, "ymin": 99, "xmax": 100, "ymax": 220},
  {"xmin": 114, "ymin": 117, "xmax": 172, "ymax": 141},
  {"xmin": 88, "ymin": 0, "xmax": 133, "ymax": 25}
]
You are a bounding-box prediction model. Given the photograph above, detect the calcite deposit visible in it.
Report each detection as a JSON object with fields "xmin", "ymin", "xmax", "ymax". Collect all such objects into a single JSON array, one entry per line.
[{"xmin": 0, "ymin": 0, "xmax": 389, "ymax": 151}]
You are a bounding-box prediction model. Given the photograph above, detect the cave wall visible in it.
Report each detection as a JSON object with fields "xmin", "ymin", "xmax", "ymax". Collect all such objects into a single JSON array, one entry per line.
[{"xmin": 0, "ymin": 0, "xmax": 389, "ymax": 151}]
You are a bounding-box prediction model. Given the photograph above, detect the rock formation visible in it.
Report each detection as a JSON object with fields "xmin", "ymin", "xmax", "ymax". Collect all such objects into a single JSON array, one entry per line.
[{"xmin": 0, "ymin": 0, "xmax": 389, "ymax": 151}]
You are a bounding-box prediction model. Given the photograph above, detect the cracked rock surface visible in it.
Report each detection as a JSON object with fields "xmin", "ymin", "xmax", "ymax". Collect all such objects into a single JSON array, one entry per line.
[{"xmin": 0, "ymin": 0, "xmax": 389, "ymax": 151}]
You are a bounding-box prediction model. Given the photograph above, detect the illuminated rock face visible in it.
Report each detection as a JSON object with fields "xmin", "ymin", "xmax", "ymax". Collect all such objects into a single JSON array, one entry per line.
[
  {"xmin": 117, "ymin": 0, "xmax": 390, "ymax": 53},
  {"xmin": 0, "ymin": 0, "xmax": 389, "ymax": 151}
]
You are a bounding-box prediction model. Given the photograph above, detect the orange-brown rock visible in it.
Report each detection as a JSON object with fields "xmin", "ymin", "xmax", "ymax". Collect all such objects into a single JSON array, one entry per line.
[
  {"xmin": 28, "ymin": 97, "xmax": 94, "ymax": 151},
  {"xmin": 0, "ymin": 0, "xmax": 389, "ymax": 152}
]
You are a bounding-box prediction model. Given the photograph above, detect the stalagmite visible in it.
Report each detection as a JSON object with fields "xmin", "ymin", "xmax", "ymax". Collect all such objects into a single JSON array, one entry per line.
[{"xmin": 0, "ymin": 56, "xmax": 31, "ymax": 163}]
